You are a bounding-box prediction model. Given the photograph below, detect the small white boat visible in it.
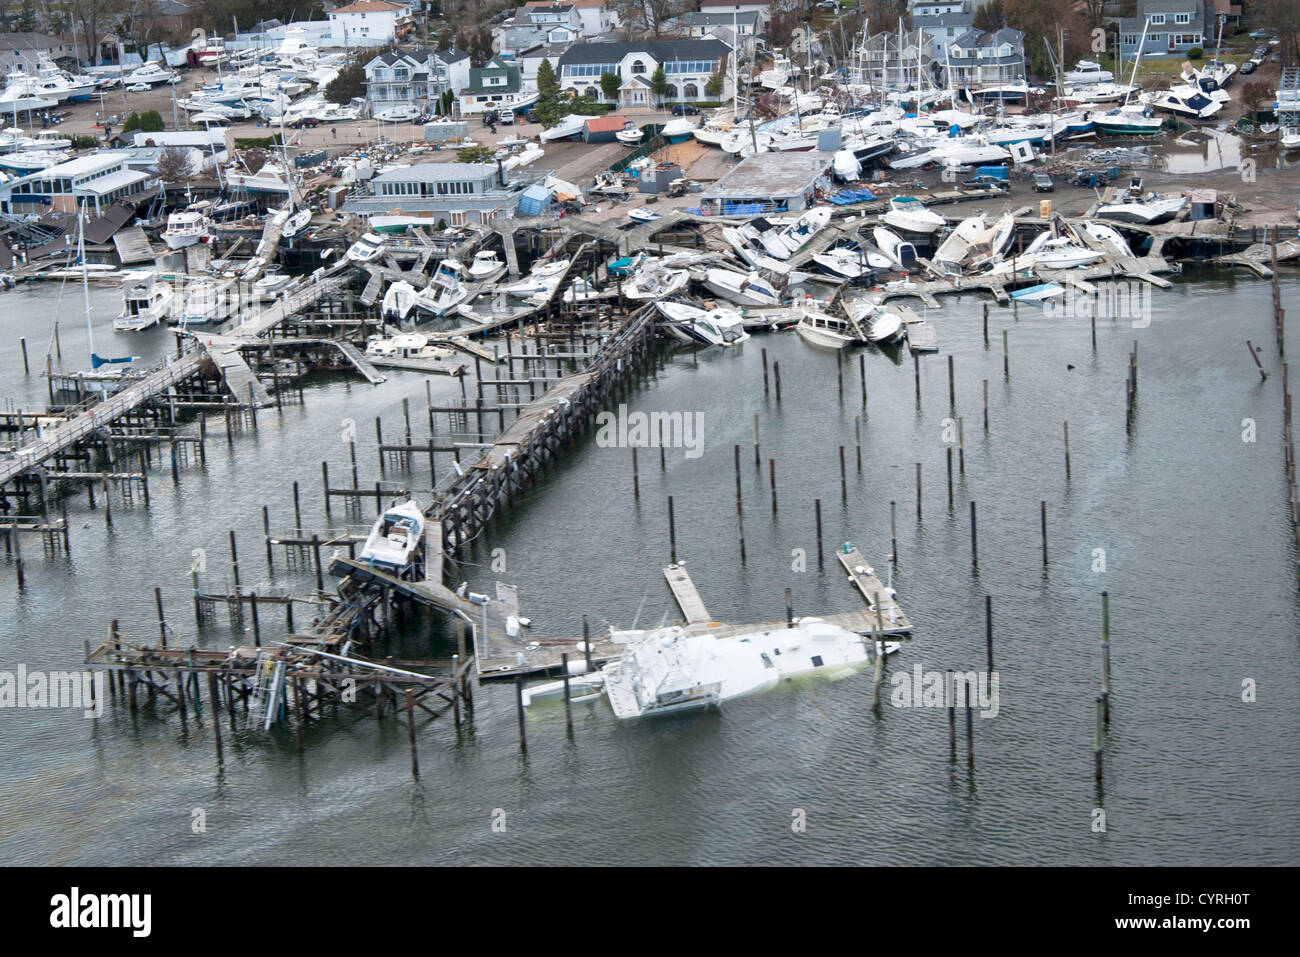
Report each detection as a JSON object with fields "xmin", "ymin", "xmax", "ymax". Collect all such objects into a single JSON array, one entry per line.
[
  {"xmin": 623, "ymin": 261, "xmax": 689, "ymax": 299},
  {"xmin": 375, "ymin": 104, "xmax": 421, "ymax": 122},
  {"xmin": 503, "ymin": 258, "xmax": 570, "ymax": 298},
  {"xmin": 282, "ymin": 208, "xmax": 311, "ymax": 239},
  {"xmin": 414, "ymin": 260, "xmax": 472, "ymax": 317},
  {"xmin": 872, "ymin": 227, "xmax": 917, "ymax": 269},
  {"xmin": 1150, "ymin": 85, "xmax": 1223, "ymax": 120},
  {"xmin": 358, "ymin": 500, "xmax": 424, "ymax": 574},
  {"xmin": 795, "ymin": 305, "xmax": 862, "ymax": 349},
  {"xmin": 628, "ymin": 207, "xmax": 661, "ymax": 225},
  {"xmin": 467, "ymin": 249, "xmax": 506, "ymax": 283},
  {"xmin": 1095, "ymin": 194, "xmax": 1187, "ymax": 225},
  {"xmin": 381, "ymin": 280, "xmax": 419, "ymax": 321},
  {"xmin": 346, "ymin": 232, "xmax": 386, "ymax": 262},
  {"xmin": 365, "ymin": 332, "xmax": 453, "ymax": 361},
  {"xmin": 759, "ymin": 208, "xmax": 831, "ymax": 260},
  {"xmin": 867, "ymin": 307, "xmax": 905, "ymax": 344},
  {"xmin": 1064, "ymin": 60, "xmax": 1114, "ymax": 85},
  {"xmin": 881, "ymin": 196, "xmax": 946, "ymax": 235},
  {"xmin": 703, "ymin": 268, "xmax": 781, "ymax": 307},
  {"xmin": 659, "ymin": 118, "xmax": 694, "ymax": 142},
  {"xmin": 162, "ymin": 209, "xmax": 211, "ymax": 250},
  {"xmin": 1082, "ymin": 222, "xmax": 1133, "ymax": 258},
  {"xmin": 934, "ymin": 213, "xmax": 987, "ymax": 269},
  {"xmin": 1009, "ymin": 282, "xmax": 1065, "ymax": 302},
  {"xmin": 254, "ymin": 268, "xmax": 292, "ymax": 297},
  {"xmin": 812, "ymin": 246, "xmax": 870, "ymax": 281},
  {"xmin": 832, "ymin": 149, "xmax": 862, "ymax": 181},
  {"xmin": 179, "ymin": 277, "xmax": 224, "ymax": 326},
  {"xmin": 656, "ymin": 301, "xmax": 749, "ymax": 346},
  {"xmin": 113, "ymin": 272, "xmax": 174, "ymax": 331},
  {"xmin": 1031, "ymin": 238, "xmax": 1103, "ymax": 270},
  {"xmin": 616, "ymin": 122, "xmax": 643, "ymax": 146},
  {"xmin": 539, "ymin": 113, "xmax": 586, "ymax": 142}
]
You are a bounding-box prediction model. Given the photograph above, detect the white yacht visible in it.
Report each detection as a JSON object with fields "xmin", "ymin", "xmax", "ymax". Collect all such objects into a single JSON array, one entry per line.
[
  {"xmin": 503, "ymin": 258, "xmax": 570, "ymax": 298},
  {"xmin": 162, "ymin": 209, "xmax": 212, "ymax": 250},
  {"xmin": 812, "ymin": 246, "xmax": 870, "ymax": 281},
  {"xmin": 623, "ymin": 261, "xmax": 689, "ymax": 300},
  {"xmin": 656, "ymin": 301, "xmax": 749, "ymax": 346},
  {"xmin": 179, "ymin": 278, "xmax": 224, "ymax": 326},
  {"xmin": 933, "ymin": 213, "xmax": 987, "ymax": 269},
  {"xmin": 413, "ymin": 260, "xmax": 472, "ymax": 317},
  {"xmin": 758, "ymin": 208, "xmax": 831, "ymax": 260},
  {"xmin": 467, "ymin": 249, "xmax": 507, "ymax": 284},
  {"xmin": 1064, "ymin": 60, "xmax": 1113, "ymax": 85},
  {"xmin": 872, "ymin": 227, "xmax": 918, "ymax": 269},
  {"xmin": 113, "ymin": 272, "xmax": 174, "ymax": 332},
  {"xmin": 881, "ymin": 196, "xmax": 946, "ymax": 235},
  {"xmin": 346, "ymin": 233, "xmax": 386, "ymax": 262},
  {"xmin": 703, "ymin": 268, "xmax": 781, "ymax": 307},
  {"xmin": 381, "ymin": 280, "xmax": 419, "ymax": 322},
  {"xmin": 795, "ymin": 305, "xmax": 863, "ymax": 349},
  {"xmin": 376, "ymin": 104, "xmax": 422, "ymax": 122},
  {"xmin": 1150, "ymin": 85, "xmax": 1223, "ymax": 120},
  {"xmin": 126, "ymin": 62, "xmax": 172, "ymax": 86},
  {"xmin": 358, "ymin": 500, "xmax": 424, "ymax": 575}
]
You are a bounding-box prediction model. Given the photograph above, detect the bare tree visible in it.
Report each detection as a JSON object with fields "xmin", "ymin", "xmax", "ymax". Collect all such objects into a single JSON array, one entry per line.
[
  {"xmin": 118, "ymin": 0, "xmax": 167, "ymax": 62},
  {"xmin": 154, "ymin": 146, "xmax": 194, "ymax": 183},
  {"xmin": 66, "ymin": 0, "xmax": 119, "ymax": 65},
  {"xmin": 614, "ymin": 0, "xmax": 682, "ymax": 39}
]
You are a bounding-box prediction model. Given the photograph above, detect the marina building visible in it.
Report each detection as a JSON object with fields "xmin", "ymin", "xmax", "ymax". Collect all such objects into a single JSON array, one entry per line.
[
  {"xmin": 340, "ymin": 161, "xmax": 516, "ymax": 225},
  {"xmin": 699, "ymin": 152, "xmax": 833, "ymax": 215},
  {"xmin": 0, "ymin": 153, "xmax": 158, "ymax": 217}
]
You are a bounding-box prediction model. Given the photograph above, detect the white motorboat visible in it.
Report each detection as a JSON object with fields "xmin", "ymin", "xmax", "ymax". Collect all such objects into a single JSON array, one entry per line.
[
  {"xmin": 1065, "ymin": 60, "xmax": 1114, "ymax": 85},
  {"xmin": 656, "ymin": 301, "xmax": 749, "ymax": 346},
  {"xmin": 414, "ymin": 260, "xmax": 471, "ymax": 317},
  {"xmin": 503, "ymin": 258, "xmax": 570, "ymax": 298},
  {"xmin": 1095, "ymin": 194, "xmax": 1187, "ymax": 225},
  {"xmin": 375, "ymin": 104, "xmax": 421, "ymax": 122},
  {"xmin": 365, "ymin": 332, "xmax": 453, "ymax": 362},
  {"xmin": 759, "ymin": 208, "xmax": 832, "ymax": 260},
  {"xmin": 933, "ymin": 214, "xmax": 987, "ymax": 269},
  {"xmin": 522, "ymin": 616, "xmax": 899, "ymax": 719},
  {"xmin": 758, "ymin": 53, "xmax": 792, "ymax": 91},
  {"xmin": 113, "ymin": 272, "xmax": 174, "ymax": 332},
  {"xmin": 659, "ymin": 118, "xmax": 695, "ymax": 142},
  {"xmin": 538, "ymin": 113, "xmax": 586, "ymax": 142},
  {"xmin": 812, "ymin": 246, "xmax": 870, "ymax": 281},
  {"xmin": 968, "ymin": 210, "xmax": 1016, "ymax": 269},
  {"xmin": 795, "ymin": 305, "xmax": 863, "ymax": 349},
  {"xmin": 179, "ymin": 277, "xmax": 224, "ymax": 326},
  {"xmin": 282, "ymin": 208, "xmax": 312, "ymax": 239},
  {"xmin": 1009, "ymin": 282, "xmax": 1066, "ymax": 302},
  {"xmin": 162, "ymin": 209, "xmax": 211, "ymax": 250},
  {"xmin": 720, "ymin": 124, "xmax": 772, "ymax": 155},
  {"xmin": 1092, "ymin": 102, "xmax": 1164, "ymax": 136},
  {"xmin": 703, "ymin": 268, "xmax": 781, "ymax": 307},
  {"xmin": 467, "ymin": 250, "xmax": 506, "ymax": 284},
  {"xmin": 872, "ymin": 227, "xmax": 917, "ymax": 269},
  {"xmin": 358, "ymin": 500, "xmax": 424, "ymax": 575},
  {"xmin": 692, "ymin": 117, "xmax": 733, "ymax": 147},
  {"xmin": 615, "ymin": 122, "xmax": 643, "ymax": 146},
  {"xmin": 1280, "ymin": 125, "xmax": 1300, "ymax": 151},
  {"xmin": 881, "ymin": 196, "xmax": 945, "ymax": 235},
  {"xmin": 125, "ymin": 62, "xmax": 171, "ymax": 86},
  {"xmin": 623, "ymin": 261, "xmax": 689, "ymax": 300},
  {"xmin": 832, "ymin": 149, "xmax": 862, "ymax": 181},
  {"xmin": 628, "ymin": 207, "xmax": 661, "ymax": 225},
  {"xmin": 254, "ymin": 268, "xmax": 292, "ymax": 297},
  {"xmin": 865, "ymin": 305, "xmax": 905, "ymax": 344},
  {"xmin": 1150, "ymin": 85, "xmax": 1223, "ymax": 120},
  {"xmin": 381, "ymin": 280, "xmax": 419, "ymax": 321},
  {"xmin": 1031, "ymin": 237, "xmax": 1103, "ymax": 270},
  {"xmin": 1082, "ymin": 222, "xmax": 1133, "ymax": 258},
  {"xmin": 346, "ymin": 233, "xmax": 386, "ymax": 262}
]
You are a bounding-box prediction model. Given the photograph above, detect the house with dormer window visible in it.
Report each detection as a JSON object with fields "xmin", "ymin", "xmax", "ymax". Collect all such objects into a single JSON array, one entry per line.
[
  {"xmin": 364, "ymin": 47, "xmax": 470, "ymax": 115},
  {"xmin": 1112, "ymin": 0, "xmax": 1207, "ymax": 58},
  {"xmin": 328, "ymin": 1, "xmax": 414, "ymax": 46},
  {"xmin": 943, "ymin": 27, "xmax": 1026, "ymax": 88},
  {"xmin": 557, "ymin": 39, "xmax": 732, "ymax": 107},
  {"xmin": 459, "ymin": 54, "xmax": 525, "ymax": 115}
]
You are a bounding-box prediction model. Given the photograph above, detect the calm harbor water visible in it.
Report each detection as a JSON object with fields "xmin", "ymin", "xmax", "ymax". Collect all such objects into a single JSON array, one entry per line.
[{"xmin": 0, "ymin": 271, "xmax": 1297, "ymax": 866}]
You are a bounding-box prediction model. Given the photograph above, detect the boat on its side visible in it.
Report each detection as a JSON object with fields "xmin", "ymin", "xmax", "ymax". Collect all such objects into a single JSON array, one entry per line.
[
  {"xmin": 656, "ymin": 301, "xmax": 749, "ymax": 346},
  {"xmin": 872, "ymin": 227, "xmax": 917, "ymax": 269},
  {"xmin": 795, "ymin": 305, "xmax": 862, "ymax": 349},
  {"xmin": 381, "ymin": 280, "xmax": 419, "ymax": 321},
  {"xmin": 113, "ymin": 272, "xmax": 174, "ymax": 331},
  {"xmin": 703, "ymin": 268, "xmax": 781, "ymax": 307},
  {"xmin": 881, "ymin": 196, "xmax": 945, "ymax": 234}
]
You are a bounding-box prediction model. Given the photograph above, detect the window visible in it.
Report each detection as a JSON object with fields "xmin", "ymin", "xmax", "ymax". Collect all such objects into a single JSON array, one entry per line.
[
  {"xmin": 1175, "ymin": 13, "xmax": 1190, "ymax": 24},
  {"xmin": 682, "ymin": 82, "xmax": 698, "ymax": 98},
  {"xmin": 1150, "ymin": 14, "xmax": 1165, "ymax": 24},
  {"xmin": 1122, "ymin": 34, "xmax": 1138, "ymax": 45},
  {"xmin": 630, "ymin": 59, "xmax": 646, "ymax": 74},
  {"xmin": 1150, "ymin": 33, "xmax": 1163, "ymax": 42}
]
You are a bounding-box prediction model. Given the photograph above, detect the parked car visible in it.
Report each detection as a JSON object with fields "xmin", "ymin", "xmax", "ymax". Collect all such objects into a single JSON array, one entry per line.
[
  {"xmin": 1240, "ymin": 59, "xmax": 1257, "ymax": 75},
  {"xmin": 963, "ymin": 173, "xmax": 1010, "ymax": 191},
  {"xmin": 288, "ymin": 116, "xmax": 319, "ymax": 128},
  {"xmin": 816, "ymin": 0, "xmax": 840, "ymax": 9},
  {"xmin": 1032, "ymin": 172, "xmax": 1054, "ymax": 192},
  {"xmin": 1071, "ymin": 166, "xmax": 1120, "ymax": 188},
  {"xmin": 127, "ymin": 82, "xmax": 149, "ymax": 93},
  {"xmin": 670, "ymin": 103, "xmax": 700, "ymax": 116},
  {"xmin": 1248, "ymin": 29, "xmax": 1275, "ymax": 40}
]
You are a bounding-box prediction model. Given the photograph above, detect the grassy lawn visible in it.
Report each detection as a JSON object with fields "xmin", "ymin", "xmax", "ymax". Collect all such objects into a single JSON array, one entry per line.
[{"xmin": 1088, "ymin": 50, "xmax": 1255, "ymax": 85}]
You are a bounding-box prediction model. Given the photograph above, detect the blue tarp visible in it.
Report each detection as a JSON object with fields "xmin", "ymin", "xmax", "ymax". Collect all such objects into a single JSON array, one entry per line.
[{"xmin": 829, "ymin": 188, "xmax": 877, "ymax": 205}]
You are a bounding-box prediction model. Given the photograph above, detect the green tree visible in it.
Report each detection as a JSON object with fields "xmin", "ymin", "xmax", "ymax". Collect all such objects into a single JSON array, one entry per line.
[
  {"xmin": 441, "ymin": 90, "xmax": 454, "ymax": 115},
  {"xmin": 650, "ymin": 64, "xmax": 668, "ymax": 103},
  {"xmin": 139, "ymin": 110, "xmax": 165, "ymax": 132},
  {"xmin": 537, "ymin": 57, "xmax": 559, "ymax": 96},
  {"xmin": 121, "ymin": 112, "xmax": 142, "ymax": 133},
  {"xmin": 457, "ymin": 145, "xmax": 495, "ymax": 163},
  {"xmin": 705, "ymin": 70, "xmax": 724, "ymax": 98},
  {"xmin": 17, "ymin": 0, "xmax": 36, "ymax": 31},
  {"xmin": 325, "ymin": 62, "xmax": 366, "ymax": 105},
  {"xmin": 599, "ymin": 71, "xmax": 621, "ymax": 101},
  {"xmin": 534, "ymin": 95, "xmax": 567, "ymax": 128}
]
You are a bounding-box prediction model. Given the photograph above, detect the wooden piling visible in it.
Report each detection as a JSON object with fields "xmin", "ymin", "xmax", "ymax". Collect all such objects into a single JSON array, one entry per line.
[
  {"xmin": 1094, "ymin": 694, "xmax": 1104, "ymax": 783},
  {"xmin": 946, "ymin": 446, "xmax": 953, "ymax": 509},
  {"xmin": 515, "ymin": 676, "xmax": 527, "ymax": 753},
  {"xmin": 734, "ymin": 444, "xmax": 746, "ymax": 562},
  {"xmin": 667, "ymin": 495, "xmax": 677, "ymax": 564},
  {"xmin": 1002, "ymin": 328, "xmax": 1009, "ymax": 380},
  {"xmin": 406, "ymin": 688, "xmax": 419, "ymax": 778},
  {"xmin": 785, "ymin": 586, "xmax": 793, "ymax": 628},
  {"xmin": 761, "ymin": 347, "xmax": 769, "ymax": 395},
  {"xmin": 19, "ymin": 337, "xmax": 28, "ymax": 375},
  {"xmin": 582, "ymin": 615, "xmax": 592, "ymax": 674},
  {"xmin": 859, "ymin": 353, "xmax": 867, "ymax": 408},
  {"xmin": 1101, "ymin": 590, "xmax": 1111, "ymax": 724},
  {"xmin": 155, "ymin": 586, "xmax": 167, "ymax": 648},
  {"xmin": 947, "ymin": 668, "xmax": 956, "ymax": 757},
  {"xmin": 774, "ymin": 360, "xmax": 782, "ymax": 402},
  {"xmin": 1064, "ymin": 420, "xmax": 1071, "ymax": 478},
  {"xmin": 915, "ymin": 462, "xmax": 921, "ymax": 522},
  {"xmin": 982, "ymin": 303, "xmax": 989, "ymax": 346},
  {"xmin": 966, "ymin": 701, "xmax": 974, "ymax": 771},
  {"xmin": 913, "ymin": 352, "xmax": 921, "ymax": 405},
  {"xmin": 769, "ymin": 458, "xmax": 777, "ymax": 514},
  {"xmin": 947, "ymin": 353, "xmax": 955, "ymax": 407},
  {"xmin": 631, "ymin": 445, "xmax": 639, "ymax": 499},
  {"xmin": 982, "ymin": 378, "xmax": 989, "ymax": 431},
  {"xmin": 814, "ymin": 498, "xmax": 823, "ymax": 566},
  {"xmin": 890, "ymin": 500, "xmax": 897, "ymax": 564},
  {"xmin": 985, "ymin": 595, "xmax": 993, "ymax": 680},
  {"xmin": 840, "ymin": 446, "xmax": 848, "ymax": 504},
  {"xmin": 1040, "ymin": 500, "xmax": 1048, "ymax": 565},
  {"xmin": 969, "ymin": 500, "xmax": 978, "ymax": 565},
  {"xmin": 561, "ymin": 652, "xmax": 573, "ymax": 734}
]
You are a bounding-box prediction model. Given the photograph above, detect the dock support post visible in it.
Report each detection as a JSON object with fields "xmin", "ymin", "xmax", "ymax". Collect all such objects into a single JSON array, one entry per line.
[
  {"xmin": 983, "ymin": 378, "xmax": 989, "ymax": 432},
  {"xmin": 915, "ymin": 462, "xmax": 921, "ymax": 522},
  {"xmin": 859, "ymin": 353, "xmax": 867, "ymax": 410},
  {"xmin": 773, "ymin": 360, "xmax": 781, "ymax": 402},
  {"xmin": 561, "ymin": 652, "xmax": 573, "ymax": 735},
  {"xmin": 311, "ymin": 534, "xmax": 323, "ymax": 593},
  {"xmin": 982, "ymin": 303, "xmax": 989, "ymax": 346},
  {"xmin": 321, "ymin": 462, "xmax": 331, "ymax": 519},
  {"xmin": 515, "ymin": 676, "xmax": 527, "ymax": 753},
  {"xmin": 889, "ymin": 500, "xmax": 897, "ymax": 565},
  {"xmin": 734, "ymin": 444, "xmax": 746, "ymax": 562},
  {"xmin": 262, "ymin": 505, "xmax": 273, "ymax": 572},
  {"xmin": 1002, "ymin": 328, "xmax": 1009, "ymax": 380},
  {"xmin": 1040, "ymin": 500, "xmax": 1048, "ymax": 566},
  {"xmin": 250, "ymin": 593, "xmax": 261, "ymax": 647},
  {"xmin": 582, "ymin": 615, "xmax": 592, "ymax": 675},
  {"xmin": 836, "ymin": 348, "xmax": 843, "ymax": 400},
  {"xmin": 957, "ymin": 416, "xmax": 965, "ymax": 474},
  {"xmin": 947, "ymin": 669, "xmax": 956, "ymax": 760},
  {"xmin": 1101, "ymin": 591, "xmax": 1111, "ymax": 724},
  {"xmin": 155, "ymin": 586, "xmax": 167, "ymax": 648},
  {"xmin": 946, "ymin": 446, "xmax": 953, "ymax": 510},
  {"xmin": 785, "ymin": 587, "xmax": 793, "ymax": 628},
  {"xmin": 985, "ymin": 595, "xmax": 993, "ymax": 680},
  {"xmin": 406, "ymin": 688, "xmax": 419, "ymax": 778},
  {"xmin": 970, "ymin": 500, "xmax": 978, "ymax": 566},
  {"xmin": 966, "ymin": 701, "xmax": 975, "ymax": 772},
  {"xmin": 840, "ymin": 446, "xmax": 848, "ymax": 504},
  {"xmin": 761, "ymin": 347, "xmax": 769, "ymax": 395},
  {"xmin": 667, "ymin": 495, "xmax": 676, "ymax": 564},
  {"xmin": 1094, "ymin": 695, "xmax": 1104, "ymax": 783},
  {"xmin": 948, "ymin": 354, "xmax": 955, "ymax": 407},
  {"xmin": 228, "ymin": 530, "xmax": 240, "ymax": 590},
  {"xmin": 814, "ymin": 498, "xmax": 823, "ymax": 567},
  {"xmin": 1064, "ymin": 420, "xmax": 1071, "ymax": 479},
  {"xmin": 631, "ymin": 446, "xmax": 639, "ymax": 500},
  {"xmin": 769, "ymin": 458, "xmax": 777, "ymax": 514},
  {"xmin": 20, "ymin": 336, "xmax": 29, "ymax": 374},
  {"xmin": 913, "ymin": 353, "xmax": 920, "ymax": 406}
]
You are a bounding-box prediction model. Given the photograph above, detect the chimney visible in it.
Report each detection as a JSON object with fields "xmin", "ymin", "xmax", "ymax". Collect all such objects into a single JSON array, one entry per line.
[{"xmin": 497, "ymin": 157, "xmax": 507, "ymax": 188}]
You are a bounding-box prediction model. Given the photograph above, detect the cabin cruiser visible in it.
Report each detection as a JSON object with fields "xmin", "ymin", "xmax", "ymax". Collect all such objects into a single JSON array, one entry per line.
[
  {"xmin": 1095, "ymin": 192, "xmax": 1187, "ymax": 225},
  {"xmin": 844, "ymin": 300, "xmax": 905, "ymax": 344},
  {"xmin": 656, "ymin": 301, "xmax": 749, "ymax": 346},
  {"xmin": 616, "ymin": 121, "xmax": 643, "ymax": 145},
  {"xmin": 872, "ymin": 227, "xmax": 917, "ymax": 269},
  {"xmin": 1065, "ymin": 60, "xmax": 1114, "ymax": 85},
  {"xmin": 659, "ymin": 118, "xmax": 695, "ymax": 143},
  {"xmin": 628, "ymin": 207, "xmax": 661, "ymax": 225},
  {"xmin": 162, "ymin": 208, "xmax": 212, "ymax": 250},
  {"xmin": 467, "ymin": 250, "xmax": 507, "ymax": 283},
  {"xmin": 795, "ymin": 305, "xmax": 863, "ymax": 349},
  {"xmin": 413, "ymin": 260, "xmax": 472, "ymax": 317},
  {"xmin": 1150, "ymin": 85, "xmax": 1223, "ymax": 120},
  {"xmin": 758, "ymin": 52, "xmax": 792, "ymax": 90},
  {"xmin": 692, "ymin": 116, "xmax": 733, "ymax": 147},
  {"xmin": 179, "ymin": 277, "xmax": 225, "ymax": 326},
  {"xmin": 225, "ymin": 160, "xmax": 295, "ymax": 195},
  {"xmin": 381, "ymin": 280, "xmax": 419, "ymax": 322},
  {"xmin": 523, "ymin": 617, "xmax": 899, "ymax": 719},
  {"xmin": 933, "ymin": 214, "xmax": 987, "ymax": 270},
  {"xmin": 358, "ymin": 500, "xmax": 424, "ymax": 576},
  {"xmin": 720, "ymin": 123, "xmax": 773, "ymax": 155},
  {"xmin": 703, "ymin": 268, "xmax": 781, "ymax": 307},
  {"xmin": 375, "ymin": 104, "xmax": 422, "ymax": 122},
  {"xmin": 832, "ymin": 149, "xmax": 862, "ymax": 181},
  {"xmin": 812, "ymin": 246, "xmax": 871, "ymax": 281},
  {"xmin": 881, "ymin": 196, "xmax": 945, "ymax": 235},
  {"xmin": 282, "ymin": 208, "xmax": 312, "ymax": 240},
  {"xmin": 539, "ymin": 113, "xmax": 586, "ymax": 142},
  {"xmin": 1092, "ymin": 101, "xmax": 1164, "ymax": 136},
  {"xmin": 346, "ymin": 233, "xmax": 386, "ymax": 262},
  {"xmin": 1082, "ymin": 222, "xmax": 1133, "ymax": 258},
  {"xmin": 365, "ymin": 332, "xmax": 453, "ymax": 362},
  {"xmin": 1028, "ymin": 236, "xmax": 1103, "ymax": 270},
  {"xmin": 254, "ymin": 268, "xmax": 293, "ymax": 297},
  {"xmin": 968, "ymin": 211, "xmax": 1017, "ymax": 270},
  {"xmin": 758, "ymin": 208, "xmax": 831, "ymax": 260},
  {"xmin": 622, "ymin": 261, "xmax": 689, "ymax": 300},
  {"xmin": 113, "ymin": 272, "xmax": 174, "ymax": 332},
  {"xmin": 126, "ymin": 62, "xmax": 172, "ymax": 86},
  {"xmin": 503, "ymin": 258, "xmax": 571, "ymax": 298}
]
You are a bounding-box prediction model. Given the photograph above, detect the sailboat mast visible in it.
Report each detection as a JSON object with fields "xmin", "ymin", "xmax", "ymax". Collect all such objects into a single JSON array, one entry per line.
[{"xmin": 78, "ymin": 203, "xmax": 94, "ymax": 358}]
